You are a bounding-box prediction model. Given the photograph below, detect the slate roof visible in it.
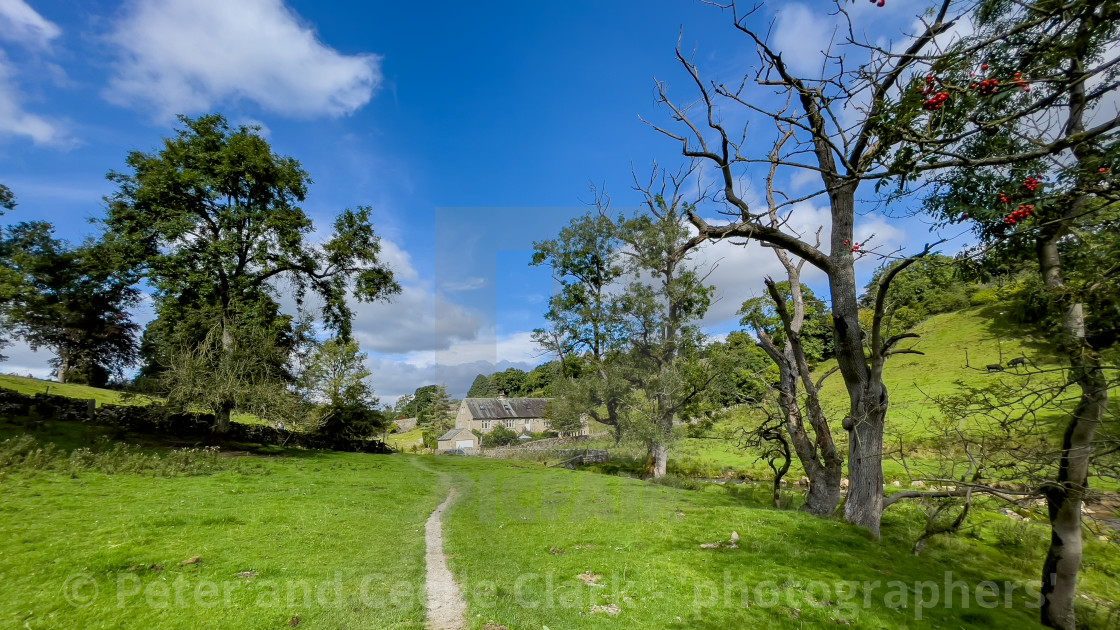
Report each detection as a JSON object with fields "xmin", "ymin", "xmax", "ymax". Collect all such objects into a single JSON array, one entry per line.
[
  {"xmin": 460, "ymin": 397, "xmax": 550, "ymax": 420},
  {"xmin": 438, "ymin": 428, "xmax": 475, "ymax": 442}
]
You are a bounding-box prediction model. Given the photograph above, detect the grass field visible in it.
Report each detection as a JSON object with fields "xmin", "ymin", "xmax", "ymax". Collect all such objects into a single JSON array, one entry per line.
[
  {"xmin": 0, "ymin": 374, "xmax": 155, "ymax": 407},
  {"xmin": 3, "ymin": 306, "xmax": 1119, "ymax": 628},
  {"xmin": 4, "ymin": 408, "xmax": 1119, "ymax": 629},
  {"xmin": 0, "ymin": 439, "xmax": 445, "ymax": 629}
]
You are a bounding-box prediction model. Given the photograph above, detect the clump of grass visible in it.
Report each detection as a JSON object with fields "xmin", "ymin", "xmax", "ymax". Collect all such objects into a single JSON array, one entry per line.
[
  {"xmin": 991, "ymin": 519, "xmax": 1047, "ymax": 553},
  {"xmin": 0, "ymin": 434, "xmax": 224, "ymax": 477}
]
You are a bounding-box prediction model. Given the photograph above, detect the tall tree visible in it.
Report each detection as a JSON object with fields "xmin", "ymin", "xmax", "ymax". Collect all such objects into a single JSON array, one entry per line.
[
  {"xmin": 613, "ymin": 168, "xmax": 715, "ymax": 478},
  {"xmin": 0, "ymin": 184, "xmax": 14, "ymax": 215},
  {"xmin": 0, "ymin": 222, "xmax": 139, "ymax": 384},
  {"xmin": 646, "ymin": 0, "xmax": 1119, "ymax": 536},
  {"xmin": 102, "ymin": 114, "xmax": 400, "ymax": 431},
  {"xmin": 921, "ymin": 2, "xmax": 1120, "ymax": 625},
  {"xmin": 532, "ymin": 212, "xmax": 629, "ymax": 438},
  {"xmin": 300, "ymin": 337, "xmax": 384, "ymax": 444}
]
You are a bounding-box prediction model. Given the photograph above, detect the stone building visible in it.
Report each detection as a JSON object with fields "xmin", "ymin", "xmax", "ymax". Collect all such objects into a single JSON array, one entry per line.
[
  {"xmin": 436, "ymin": 427, "xmax": 479, "ymax": 452},
  {"xmin": 453, "ymin": 393, "xmax": 587, "ymax": 437}
]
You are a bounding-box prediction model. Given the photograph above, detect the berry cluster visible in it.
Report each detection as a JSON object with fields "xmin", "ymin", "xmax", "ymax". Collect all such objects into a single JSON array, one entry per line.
[
  {"xmin": 972, "ymin": 78, "xmax": 999, "ymax": 96},
  {"xmin": 1004, "ymin": 204, "xmax": 1034, "ymax": 225},
  {"xmin": 924, "ymin": 91, "xmax": 949, "ymax": 111},
  {"xmin": 1023, "ymin": 176, "xmax": 1040, "ymax": 192},
  {"xmin": 843, "ymin": 239, "xmax": 865, "ymax": 252},
  {"xmin": 999, "ymin": 194, "xmax": 1010, "ymax": 203},
  {"xmin": 917, "ymin": 75, "xmax": 949, "ymax": 110},
  {"xmin": 1012, "ymin": 72, "xmax": 1030, "ymax": 92}
]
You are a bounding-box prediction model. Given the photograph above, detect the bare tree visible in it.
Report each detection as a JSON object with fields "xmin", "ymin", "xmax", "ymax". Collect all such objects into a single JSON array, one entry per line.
[{"xmin": 643, "ymin": 0, "xmax": 1120, "ymax": 537}]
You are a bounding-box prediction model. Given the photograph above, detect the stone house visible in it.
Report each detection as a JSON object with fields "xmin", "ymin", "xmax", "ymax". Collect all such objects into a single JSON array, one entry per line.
[
  {"xmin": 436, "ymin": 427, "xmax": 479, "ymax": 452},
  {"xmin": 453, "ymin": 393, "xmax": 588, "ymax": 437}
]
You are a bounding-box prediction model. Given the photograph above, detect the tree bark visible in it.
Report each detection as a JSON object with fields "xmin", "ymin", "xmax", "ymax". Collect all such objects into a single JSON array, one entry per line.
[
  {"xmin": 649, "ymin": 441, "xmax": 669, "ymax": 478},
  {"xmin": 1036, "ymin": 240, "xmax": 1105, "ymax": 630},
  {"xmin": 827, "ymin": 185, "xmax": 887, "ymax": 537}
]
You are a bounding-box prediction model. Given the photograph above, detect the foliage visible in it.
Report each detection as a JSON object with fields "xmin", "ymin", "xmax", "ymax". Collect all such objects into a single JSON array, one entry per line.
[
  {"xmin": 300, "ymin": 338, "xmax": 384, "ymax": 444},
  {"xmin": 703, "ymin": 331, "xmax": 774, "ymax": 409},
  {"xmin": 158, "ymin": 316, "xmax": 305, "ymax": 427},
  {"xmin": 0, "ymin": 434, "xmax": 224, "ymax": 478},
  {"xmin": 859, "ymin": 254, "xmax": 975, "ymax": 335},
  {"xmin": 398, "ymin": 384, "xmax": 444, "ymax": 419},
  {"xmin": 480, "ymin": 423, "xmax": 518, "ymax": 447},
  {"xmin": 419, "ymin": 384, "xmax": 454, "ymax": 448},
  {"xmin": 740, "ymin": 282, "xmax": 834, "ymax": 366},
  {"xmin": 0, "ymin": 221, "xmax": 140, "ymax": 384},
  {"xmin": 101, "ymin": 114, "xmax": 399, "ymax": 424},
  {"xmin": 0, "ymin": 183, "xmax": 14, "ymax": 214}
]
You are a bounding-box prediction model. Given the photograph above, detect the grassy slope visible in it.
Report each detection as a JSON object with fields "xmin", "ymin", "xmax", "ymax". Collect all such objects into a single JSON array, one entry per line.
[
  {"xmin": 656, "ymin": 306, "xmax": 1068, "ymax": 480},
  {"xmin": 387, "ymin": 428, "xmax": 424, "ymax": 451},
  {"xmin": 0, "ymin": 374, "xmax": 266, "ymax": 425},
  {"xmin": 0, "ymin": 374, "xmax": 155, "ymax": 407}
]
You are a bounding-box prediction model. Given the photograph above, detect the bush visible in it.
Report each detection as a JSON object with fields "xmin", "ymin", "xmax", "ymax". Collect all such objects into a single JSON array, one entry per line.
[
  {"xmin": 0, "ymin": 434, "xmax": 224, "ymax": 477},
  {"xmin": 482, "ymin": 424, "xmax": 519, "ymax": 447}
]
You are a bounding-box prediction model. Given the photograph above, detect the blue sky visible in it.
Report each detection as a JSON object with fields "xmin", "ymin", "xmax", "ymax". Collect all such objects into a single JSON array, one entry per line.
[{"xmin": 0, "ymin": 0, "xmax": 962, "ymax": 402}]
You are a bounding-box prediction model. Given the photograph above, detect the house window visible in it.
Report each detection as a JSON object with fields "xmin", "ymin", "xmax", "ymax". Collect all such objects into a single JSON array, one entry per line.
[
  {"xmin": 505, "ymin": 420, "xmax": 514, "ymax": 429},
  {"xmin": 482, "ymin": 421, "xmax": 490, "ymax": 429}
]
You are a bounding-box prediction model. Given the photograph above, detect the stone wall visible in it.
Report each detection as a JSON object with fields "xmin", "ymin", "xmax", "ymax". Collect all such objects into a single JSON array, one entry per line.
[{"xmin": 0, "ymin": 387, "xmax": 390, "ymax": 454}]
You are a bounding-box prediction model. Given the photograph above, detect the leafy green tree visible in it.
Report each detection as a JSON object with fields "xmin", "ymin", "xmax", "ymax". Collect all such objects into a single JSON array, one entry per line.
[
  {"xmin": 740, "ymin": 282, "xmax": 834, "ymax": 367},
  {"xmin": 490, "ymin": 368, "xmax": 528, "ymax": 396},
  {"xmin": 419, "ymin": 385, "xmax": 454, "ymax": 448},
  {"xmin": 300, "ymin": 338, "xmax": 384, "ymax": 444},
  {"xmin": 522, "ymin": 362, "xmax": 556, "ymax": 396},
  {"xmin": 703, "ymin": 332, "xmax": 771, "ymax": 409},
  {"xmin": 481, "ymin": 423, "xmax": 518, "ymax": 447},
  {"xmin": 531, "ymin": 212, "xmax": 629, "ymax": 438},
  {"xmin": 0, "ymin": 184, "xmax": 14, "ymax": 214},
  {"xmin": 0, "ymin": 222, "xmax": 140, "ymax": 385},
  {"xmin": 612, "ymin": 171, "xmax": 715, "ymax": 478},
  {"xmin": 920, "ymin": 1, "xmax": 1120, "ymax": 621},
  {"xmin": 466, "ymin": 374, "xmax": 491, "ymax": 397},
  {"xmin": 160, "ymin": 315, "xmax": 304, "ymax": 427},
  {"xmin": 102, "ymin": 114, "xmax": 400, "ymax": 431}
]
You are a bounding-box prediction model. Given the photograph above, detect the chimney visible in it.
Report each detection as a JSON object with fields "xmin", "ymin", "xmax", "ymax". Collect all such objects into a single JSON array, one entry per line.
[{"xmin": 497, "ymin": 390, "xmax": 507, "ymax": 400}]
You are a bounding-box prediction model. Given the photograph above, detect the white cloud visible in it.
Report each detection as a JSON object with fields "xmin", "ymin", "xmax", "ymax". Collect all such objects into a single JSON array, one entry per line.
[
  {"xmin": 771, "ymin": 4, "xmax": 838, "ymax": 77},
  {"xmin": 689, "ymin": 202, "xmax": 908, "ymax": 325},
  {"xmin": 0, "ymin": 2, "xmax": 67, "ymax": 146},
  {"xmin": 0, "ymin": 56, "xmax": 65, "ymax": 144},
  {"xmin": 0, "ymin": 0, "xmax": 59, "ymax": 48},
  {"xmin": 105, "ymin": 0, "xmax": 382, "ymax": 119}
]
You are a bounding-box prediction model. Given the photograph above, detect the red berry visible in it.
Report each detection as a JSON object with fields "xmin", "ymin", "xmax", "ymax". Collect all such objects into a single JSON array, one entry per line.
[
  {"xmin": 1100, "ymin": 167, "xmax": 1108, "ymax": 173},
  {"xmin": 981, "ymin": 64, "xmax": 988, "ymax": 70},
  {"xmin": 877, "ymin": 0, "xmax": 885, "ymax": 6}
]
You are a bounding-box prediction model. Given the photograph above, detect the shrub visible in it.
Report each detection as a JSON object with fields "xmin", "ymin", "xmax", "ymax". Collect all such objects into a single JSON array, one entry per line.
[
  {"xmin": 0, "ymin": 434, "xmax": 224, "ymax": 477},
  {"xmin": 482, "ymin": 424, "xmax": 519, "ymax": 447}
]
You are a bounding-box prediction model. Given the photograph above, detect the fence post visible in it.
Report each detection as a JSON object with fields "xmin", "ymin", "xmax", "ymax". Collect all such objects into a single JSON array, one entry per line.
[{"xmin": 87, "ymin": 399, "xmax": 97, "ymax": 421}]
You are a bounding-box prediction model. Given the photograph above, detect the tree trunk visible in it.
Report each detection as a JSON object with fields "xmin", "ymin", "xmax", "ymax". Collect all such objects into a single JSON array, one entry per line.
[
  {"xmin": 1040, "ymin": 357, "xmax": 1103, "ymax": 629},
  {"xmin": 844, "ymin": 393, "xmax": 886, "ymax": 536},
  {"xmin": 825, "ymin": 187, "xmax": 885, "ymax": 536},
  {"xmin": 649, "ymin": 441, "xmax": 669, "ymax": 478},
  {"xmin": 215, "ymin": 403, "xmax": 233, "ymax": 434},
  {"xmin": 1037, "ymin": 242, "xmax": 1105, "ymax": 629},
  {"xmin": 804, "ymin": 452, "xmax": 843, "ymax": 516},
  {"xmin": 55, "ymin": 353, "xmax": 70, "ymax": 384}
]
